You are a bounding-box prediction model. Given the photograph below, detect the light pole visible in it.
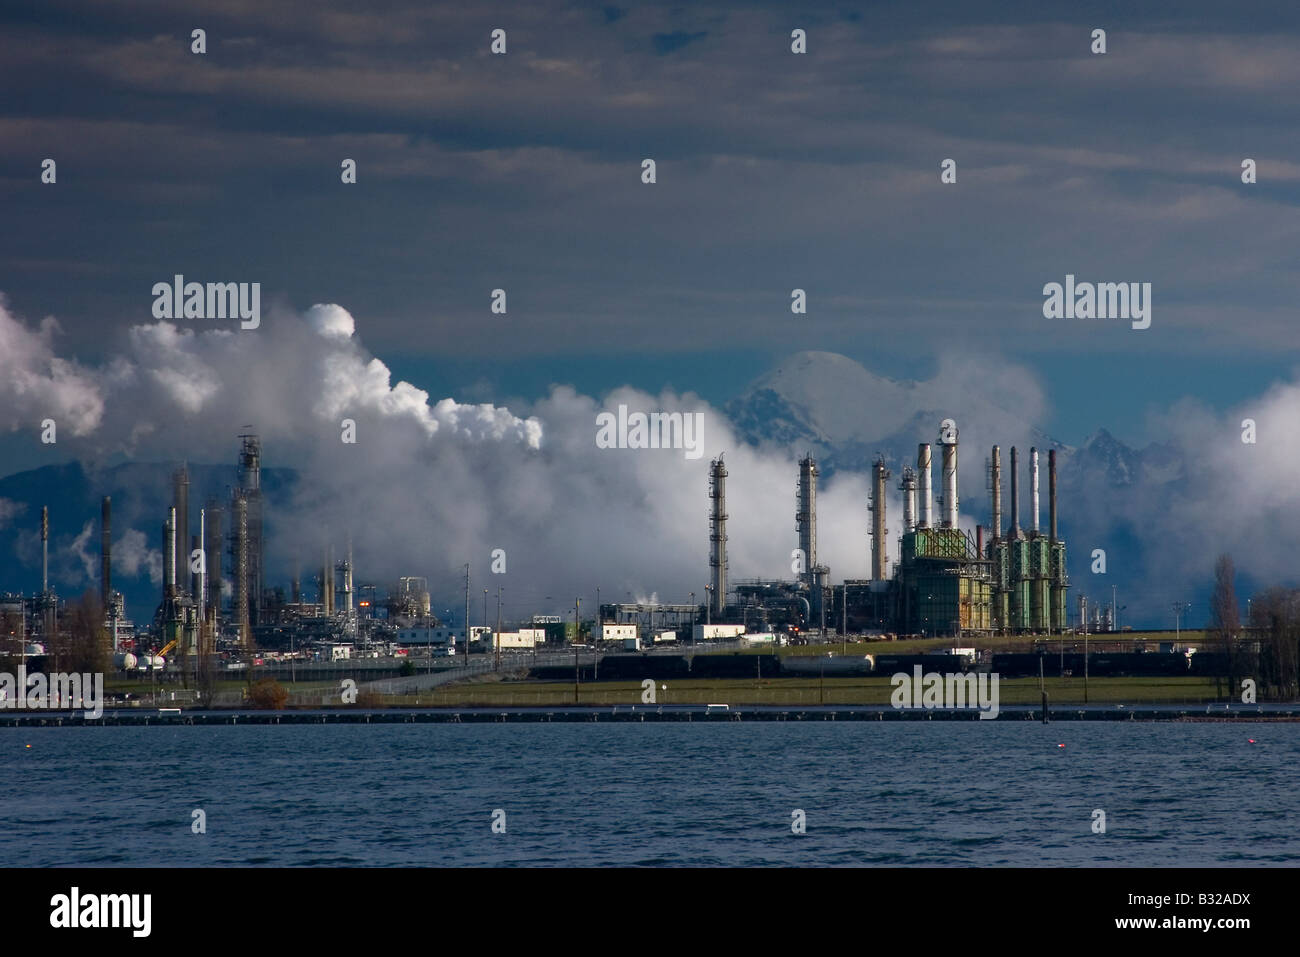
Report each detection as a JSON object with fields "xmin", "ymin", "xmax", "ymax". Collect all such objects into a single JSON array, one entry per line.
[{"xmin": 1172, "ymin": 601, "xmax": 1191, "ymax": 643}]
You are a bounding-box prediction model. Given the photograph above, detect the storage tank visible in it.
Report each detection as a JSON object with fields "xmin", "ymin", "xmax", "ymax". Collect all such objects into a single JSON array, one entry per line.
[
  {"xmin": 23, "ymin": 642, "xmax": 46, "ymax": 656},
  {"xmin": 137, "ymin": 654, "xmax": 165, "ymax": 671},
  {"xmin": 113, "ymin": 652, "xmax": 138, "ymax": 670}
]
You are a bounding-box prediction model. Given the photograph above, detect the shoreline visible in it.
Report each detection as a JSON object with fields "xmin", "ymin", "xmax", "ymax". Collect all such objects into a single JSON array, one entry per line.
[{"xmin": 5, "ymin": 703, "xmax": 1299, "ymax": 725}]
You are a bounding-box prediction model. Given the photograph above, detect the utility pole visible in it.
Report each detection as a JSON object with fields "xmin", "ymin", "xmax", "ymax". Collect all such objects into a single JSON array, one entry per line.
[{"xmin": 495, "ymin": 585, "xmax": 502, "ymax": 672}]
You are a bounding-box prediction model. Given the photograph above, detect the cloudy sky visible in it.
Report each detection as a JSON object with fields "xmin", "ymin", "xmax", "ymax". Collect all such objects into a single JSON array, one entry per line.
[{"xmin": 3, "ymin": 1, "xmax": 1300, "ymax": 625}]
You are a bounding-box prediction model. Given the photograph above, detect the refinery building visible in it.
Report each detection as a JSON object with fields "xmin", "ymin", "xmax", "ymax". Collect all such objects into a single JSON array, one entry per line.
[{"xmin": 706, "ymin": 419, "xmax": 1069, "ymax": 638}]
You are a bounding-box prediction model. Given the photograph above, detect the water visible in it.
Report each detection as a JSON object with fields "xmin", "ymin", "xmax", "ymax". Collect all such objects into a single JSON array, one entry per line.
[{"xmin": 3, "ymin": 722, "xmax": 1296, "ymax": 866}]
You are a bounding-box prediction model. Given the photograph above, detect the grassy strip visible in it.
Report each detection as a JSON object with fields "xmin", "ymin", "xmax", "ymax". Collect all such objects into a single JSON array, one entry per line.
[
  {"xmin": 345, "ymin": 676, "xmax": 1227, "ymax": 709},
  {"xmin": 707, "ymin": 631, "xmax": 1210, "ymax": 658}
]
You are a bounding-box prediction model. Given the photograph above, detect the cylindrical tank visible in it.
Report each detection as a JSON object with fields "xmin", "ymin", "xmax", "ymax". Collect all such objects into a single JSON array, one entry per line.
[
  {"xmin": 113, "ymin": 652, "xmax": 138, "ymax": 670},
  {"xmin": 24, "ymin": 642, "xmax": 46, "ymax": 656},
  {"xmin": 137, "ymin": 654, "xmax": 165, "ymax": 670}
]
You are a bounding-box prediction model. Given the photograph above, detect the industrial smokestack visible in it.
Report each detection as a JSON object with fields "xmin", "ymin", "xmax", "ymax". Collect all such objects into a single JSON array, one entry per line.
[
  {"xmin": 871, "ymin": 457, "xmax": 890, "ymax": 580},
  {"xmin": 198, "ymin": 508, "xmax": 206, "ymax": 619},
  {"xmin": 940, "ymin": 425, "xmax": 959, "ymax": 528},
  {"xmin": 1049, "ymin": 449, "xmax": 1058, "ymax": 542},
  {"xmin": 41, "ymin": 506, "xmax": 48, "ymax": 594},
  {"xmin": 708, "ymin": 455, "xmax": 728, "ymax": 619},
  {"xmin": 204, "ymin": 503, "xmax": 223, "ymax": 622},
  {"xmin": 164, "ymin": 506, "xmax": 177, "ymax": 595},
  {"xmin": 233, "ymin": 495, "xmax": 249, "ymax": 649},
  {"xmin": 797, "ymin": 456, "xmax": 817, "ymax": 585},
  {"xmin": 173, "ymin": 467, "xmax": 189, "ymax": 598},
  {"xmin": 190, "ymin": 534, "xmax": 202, "ymax": 609},
  {"xmin": 1010, "ymin": 447, "xmax": 1021, "ymax": 537},
  {"xmin": 345, "ymin": 541, "xmax": 354, "ymax": 619},
  {"xmin": 917, "ymin": 444, "xmax": 932, "ymax": 529},
  {"xmin": 990, "ymin": 447, "xmax": 1002, "ymax": 542},
  {"xmin": 900, "ymin": 466, "xmax": 916, "ymax": 533},
  {"xmin": 1030, "ymin": 447, "xmax": 1040, "ymax": 535},
  {"xmin": 101, "ymin": 497, "xmax": 112, "ymax": 611},
  {"xmin": 976, "ymin": 524, "xmax": 984, "ymax": 556}
]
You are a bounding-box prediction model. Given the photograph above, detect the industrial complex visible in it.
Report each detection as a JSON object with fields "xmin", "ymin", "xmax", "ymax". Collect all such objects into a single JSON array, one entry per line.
[
  {"xmin": 704, "ymin": 419, "xmax": 1070, "ymax": 640},
  {"xmin": 1, "ymin": 417, "xmax": 1095, "ymax": 680}
]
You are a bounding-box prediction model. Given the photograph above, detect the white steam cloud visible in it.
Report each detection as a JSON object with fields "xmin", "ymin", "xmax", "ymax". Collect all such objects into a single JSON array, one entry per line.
[{"xmin": 1, "ymin": 293, "xmax": 1297, "ymax": 627}]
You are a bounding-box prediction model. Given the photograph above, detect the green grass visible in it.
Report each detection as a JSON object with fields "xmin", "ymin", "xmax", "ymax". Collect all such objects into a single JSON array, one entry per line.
[
  {"xmin": 705, "ymin": 631, "xmax": 1211, "ymax": 658},
  {"xmin": 344, "ymin": 675, "xmax": 1228, "ymax": 709}
]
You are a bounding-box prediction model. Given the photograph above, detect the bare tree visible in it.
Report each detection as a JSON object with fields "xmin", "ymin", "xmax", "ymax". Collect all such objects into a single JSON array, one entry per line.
[
  {"xmin": 1249, "ymin": 587, "xmax": 1300, "ymax": 701},
  {"xmin": 59, "ymin": 591, "xmax": 111, "ymax": 675},
  {"xmin": 1208, "ymin": 554, "xmax": 1240, "ymax": 699}
]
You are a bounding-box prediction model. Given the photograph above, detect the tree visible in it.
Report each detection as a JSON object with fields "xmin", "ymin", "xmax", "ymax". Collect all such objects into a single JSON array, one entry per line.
[
  {"xmin": 247, "ymin": 678, "xmax": 288, "ymax": 710},
  {"xmin": 1249, "ymin": 587, "xmax": 1300, "ymax": 701},
  {"xmin": 52, "ymin": 591, "xmax": 110, "ymax": 675},
  {"xmin": 1208, "ymin": 554, "xmax": 1240, "ymax": 699}
]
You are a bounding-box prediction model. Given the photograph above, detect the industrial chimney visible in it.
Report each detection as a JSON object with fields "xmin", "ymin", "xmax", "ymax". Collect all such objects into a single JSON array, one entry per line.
[
  {"xmin": 917, "ymin": 444, "xmax": 933, "ymax": 529},
  {"xmin": 990, "ymin": 447, "xmax": 1002, "ymax": 542},
  {"xmin": 1030, "ymin": 447, "xmax": 1040, "ymax": 535},
  {"xmin": 101, "ymin": 496, "xmax": 112, "ymax": 611},
  {"xmin": 1049, "ymin": 449, "xmax": 1058, "ymax": 542},
  {"xmin": 1010, "ymin": 447, "xmax": 1021, "ymax": 537},
  {"xmin": 173, "ymin": 467, "xmax": 189, "ymax": 598},
  {"xmin": 164, "ymin": 506, "xmax": 177, "ymax": 596},
  {"xmin": 900, "ymin": 466, "xmax": 917, "ymax": 533},
  {"xmin": 41, "ymin": 506, "xmax": 49, "ymax": 595},
  {"xmin": 233, "ymin": 494, "xmax": 249, "ymax": 649},
  {"xmin": 871, "ymin": 456, "xmax": 890, "ymax": 580},
  {"xmin": 204, "ymin": 502, "xmax": 223, "ymax": 622},
  {"xmin": 708, "ymin": 455, "xmax": 728, "ymax": 619},
  {"xmin": 939, "ymin": 422, "xmax": 959, "ymax": 528},
  {"xmin": 796, "ymin": 456, "xmax": 817, "ymax": 585}
]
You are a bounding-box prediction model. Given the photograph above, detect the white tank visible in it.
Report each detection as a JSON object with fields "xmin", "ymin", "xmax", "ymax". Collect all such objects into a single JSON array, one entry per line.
[
  {"xmin": 113, "ymin": 652, "xmax": 138, "ymax": 670},
  {"xmin": 137, "ymin": 655, "xmax": 165, "ymax": 670},
  {"xmin": 23, "ymin": 642, "xmax": 46, "ymax": 655}
]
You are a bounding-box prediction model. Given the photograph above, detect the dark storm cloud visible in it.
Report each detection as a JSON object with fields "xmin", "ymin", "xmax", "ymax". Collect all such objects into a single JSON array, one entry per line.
[{"xmin": 2, "ymin": 1, "xmax": 1299, "ymax": 363}]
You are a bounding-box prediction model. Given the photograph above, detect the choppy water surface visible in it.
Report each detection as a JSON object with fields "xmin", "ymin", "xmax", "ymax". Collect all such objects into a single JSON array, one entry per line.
[{"xmin": 2, "ymin": 722, "xmax": 1296, "ymax": 866}]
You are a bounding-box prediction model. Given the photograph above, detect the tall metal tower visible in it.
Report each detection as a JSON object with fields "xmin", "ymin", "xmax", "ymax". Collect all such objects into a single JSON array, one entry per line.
[
  {"xmin": 870, "ymin": 456, "xmax": 891, "ymax": 580},
  {"xmin": 899, "ymin": 466, "xmax": 916, "ymax": 535},
  {"xmin": 708, "ymin": 455, "xmax": 728, "ymax": 620},
  {"xmin": 237, "ymin": 434, "xmax": 263, "ymax": 627},
  {"xmin": 939, "ymin": 421, "xmax": 959, "ymax": 528},
  {"xmin": 796, "ymin": 455, "xmax": 818, "ymax": 586},
  {"xmin": 172, "ymin": 466, "xmax": 190, "ymax": 598},
  {"xmin": 203, "ymin": 501, "xmax": 223, "ymax": 622},
  {"xmin": 232, "ymin": 492, "xmax": 250, "ymax": 651}
]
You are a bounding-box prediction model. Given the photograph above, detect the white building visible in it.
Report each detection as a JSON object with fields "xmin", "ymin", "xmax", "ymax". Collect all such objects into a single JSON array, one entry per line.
[
  {"xmin": 597, "ymin": 623, "xmax": 639, "ymax": 647},
  {"xmin": 693, "ymin": 623, "xmax": 746, "ymax": 642},
  {"xmin": 490, "ymin": 628, "xmax": 545, "ymax": 650},
  {"xmin": 395, "ymin": 627, "xmax": 464, "ymax": 648}
]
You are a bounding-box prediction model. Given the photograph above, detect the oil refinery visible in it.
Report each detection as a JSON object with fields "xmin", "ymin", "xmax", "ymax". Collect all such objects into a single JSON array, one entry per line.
[
  {"xmin": 3, "ymin": 417, "xmax": 1081, "ymax": 680},
  {"xmin": 706, "ymin": 419, "xmax": 1070, "ymax": 639}
]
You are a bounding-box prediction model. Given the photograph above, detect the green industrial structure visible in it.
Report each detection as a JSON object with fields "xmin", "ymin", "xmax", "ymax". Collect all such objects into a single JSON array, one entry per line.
[{"xmin": 884, "ymin": 425, "xmax": 1067, "ymax": 637}]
